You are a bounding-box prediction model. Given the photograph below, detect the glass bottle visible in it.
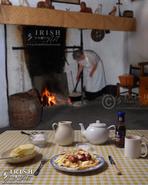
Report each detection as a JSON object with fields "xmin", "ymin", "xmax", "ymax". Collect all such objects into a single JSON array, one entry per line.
[{"xmin": 115, "ymin": 111, "xmax": 126, "ymax": 148}]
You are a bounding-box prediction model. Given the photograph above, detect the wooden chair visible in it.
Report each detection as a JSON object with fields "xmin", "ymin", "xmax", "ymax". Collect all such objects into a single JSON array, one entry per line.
[
  {"xmin": 138, "ymin": 62, "xmax": 148, "ymax": 105},
  {"xmin": 138, "ymin": 62, "xmax": 148, "ymax": 76},
  {"xmin": 129, "ymin": 64, "xmax": 140, "ymax": 87},
  {"xmin": 117, "ymin": 65, "xmax": 140, "ymax": 98}
]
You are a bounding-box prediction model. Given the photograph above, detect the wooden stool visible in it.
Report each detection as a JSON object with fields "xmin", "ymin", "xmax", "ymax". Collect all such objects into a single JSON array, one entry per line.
[{"xmin": 117, "ymin": 75, "xmax": 135, "ymax": 98}]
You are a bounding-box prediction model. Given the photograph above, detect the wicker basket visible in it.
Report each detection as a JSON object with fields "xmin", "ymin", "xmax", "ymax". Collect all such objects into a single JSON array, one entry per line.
[
  {"xmin": 9, "ymin": 89, "xmax": 42, "ymax": 129},
  {"xmin": 119, "ymin": 75, "xmax": 134, "ymax": 87}
]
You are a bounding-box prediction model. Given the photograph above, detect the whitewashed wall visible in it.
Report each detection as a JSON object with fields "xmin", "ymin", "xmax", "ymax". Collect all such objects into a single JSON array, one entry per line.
[
  {"xmin": 128, "ymin": 0, "xmax": 148, "ymax": 64},
  {"xmin": 0, "ymin": 0, "xmax": 148, "ymax": 128},
  {"xmin": 7, "ymin": 25, "xmax": 32, "ymax": 95},
  {"xmin": 0, "ymin": 25, "xmax": 9, "ymax": 127}
]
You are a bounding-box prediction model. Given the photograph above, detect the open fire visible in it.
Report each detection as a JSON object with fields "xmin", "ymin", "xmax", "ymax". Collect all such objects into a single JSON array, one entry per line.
[
  {"xmin": 41, "ymin": 87, "xmax": 56, "ymax": 106},
  {"xmin": 41, "ymin": 87, "xmax": 72, "ymax": 107}
]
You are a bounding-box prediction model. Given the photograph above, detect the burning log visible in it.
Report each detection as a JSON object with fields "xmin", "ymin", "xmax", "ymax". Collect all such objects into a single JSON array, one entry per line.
[
  {"xmin": 41, "ymin": 87, "xmax": 71, "ymax": 106},
  {"xmin": 41, "ymin": 88, "xmax": 56, "ymax": 106}
]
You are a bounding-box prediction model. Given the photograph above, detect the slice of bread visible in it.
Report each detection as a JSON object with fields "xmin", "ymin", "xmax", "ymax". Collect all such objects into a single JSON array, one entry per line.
[{"xmin": 10, "ymin": 144, "xmax": 35, "ymax": 157}]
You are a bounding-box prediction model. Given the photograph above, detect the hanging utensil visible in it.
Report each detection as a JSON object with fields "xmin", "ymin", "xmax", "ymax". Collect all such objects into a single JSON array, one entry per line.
[
  {"xmin": 91, "ymin": 29, "xmax": 105, "ymax": 42},
  {"xmin": 91, "ymin": 3, "xmax": 106, "ymax": 42}
]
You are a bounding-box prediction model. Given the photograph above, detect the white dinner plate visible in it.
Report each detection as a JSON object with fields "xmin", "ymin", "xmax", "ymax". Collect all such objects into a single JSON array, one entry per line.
[{"xmin": 50, "ymin": 154, "xmax": 105, "ymax": 173}]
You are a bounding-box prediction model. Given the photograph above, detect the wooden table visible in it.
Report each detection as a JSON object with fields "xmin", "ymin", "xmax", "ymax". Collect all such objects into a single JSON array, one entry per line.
[{"xmin": 0, "ymin": 130, "xmax": 147, "ymax": 185}]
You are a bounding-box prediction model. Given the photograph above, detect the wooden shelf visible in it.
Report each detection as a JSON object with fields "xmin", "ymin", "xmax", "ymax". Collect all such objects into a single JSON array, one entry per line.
[{"xmin": 0, "ymin": 5, "xmax": 136, "ymax": 31}]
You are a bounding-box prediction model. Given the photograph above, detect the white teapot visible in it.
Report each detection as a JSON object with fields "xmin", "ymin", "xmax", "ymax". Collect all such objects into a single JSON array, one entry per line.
[
  {"xmin": 79, "ymin": 120, "xmax": 115, "ymax": 144},
  {"xmin": 52, "ymin": 121, "xmax": 74, "ymax": 146}
]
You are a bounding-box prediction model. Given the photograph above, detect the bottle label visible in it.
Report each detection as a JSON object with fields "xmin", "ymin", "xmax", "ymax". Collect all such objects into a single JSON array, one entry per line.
[
  {"xmin": 116, "ymin": 131, "xmax": 124, "ymax": 138},
  {"xmin": 115, "ymin": 130, "xmax": 125, "ymax": 147},
  {"xmin": 118, "ymin": 116, "xmax": 124, "ymax": 122}
]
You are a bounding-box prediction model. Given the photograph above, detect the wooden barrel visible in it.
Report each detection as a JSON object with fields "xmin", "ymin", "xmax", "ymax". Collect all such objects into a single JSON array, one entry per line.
[{"xmin": 9, "ymin": 89, "xmax": 42, "ymax": 129}]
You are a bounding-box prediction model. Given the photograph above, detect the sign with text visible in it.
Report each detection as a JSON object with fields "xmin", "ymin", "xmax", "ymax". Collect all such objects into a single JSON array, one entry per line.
[{"xmin": 23, "ymin": 26, "xmax": 66, "ymax": 46}]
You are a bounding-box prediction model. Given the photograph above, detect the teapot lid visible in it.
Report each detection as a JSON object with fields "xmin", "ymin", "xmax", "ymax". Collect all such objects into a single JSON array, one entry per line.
[{"xmin": 90, "ymin": 120, "xmax": 106, "ymax": 128}]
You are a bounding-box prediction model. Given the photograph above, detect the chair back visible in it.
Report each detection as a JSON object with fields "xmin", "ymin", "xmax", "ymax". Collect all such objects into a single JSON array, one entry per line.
[{"xmin": 129, "ymin": 65, "xmax": 140, "ymax": 86}]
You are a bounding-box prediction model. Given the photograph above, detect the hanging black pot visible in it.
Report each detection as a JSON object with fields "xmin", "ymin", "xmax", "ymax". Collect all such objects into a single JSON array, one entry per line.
[
  {"xmin": 69, "ymin": 92, "xmax": 82, "ymax": 102},
  {"xmin": 91, "ymin": 29, "xmax": 105, "ymax": 42}
]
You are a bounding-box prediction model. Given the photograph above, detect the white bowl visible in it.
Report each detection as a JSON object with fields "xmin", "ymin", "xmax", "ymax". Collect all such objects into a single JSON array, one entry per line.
[{"xmin": 29, "ymin": 131, "xmax": 48, "ymax": 147}]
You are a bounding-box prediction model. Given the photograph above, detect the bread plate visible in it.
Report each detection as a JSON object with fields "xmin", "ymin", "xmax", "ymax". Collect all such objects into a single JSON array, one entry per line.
[{"xmin": 0, "ymin": 146, "xmax": 38, "ymax": 164}]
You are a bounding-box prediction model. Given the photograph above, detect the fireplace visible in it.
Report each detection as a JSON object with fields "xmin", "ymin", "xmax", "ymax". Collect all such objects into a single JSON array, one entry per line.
[{"xmin": 22, "ymin": 26, "xmax": 69, "ymax": 105}]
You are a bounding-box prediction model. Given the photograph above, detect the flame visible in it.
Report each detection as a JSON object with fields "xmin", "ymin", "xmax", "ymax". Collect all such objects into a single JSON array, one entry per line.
[{"xmin": 41, "ymin": 88, "xmax": 56, "ymax": 106}]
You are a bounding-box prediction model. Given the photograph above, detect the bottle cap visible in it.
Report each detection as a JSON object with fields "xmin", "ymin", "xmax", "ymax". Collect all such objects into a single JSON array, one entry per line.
[{"xmin": 117, "ymin": 111, "xmax": 125, "ymax": 117}]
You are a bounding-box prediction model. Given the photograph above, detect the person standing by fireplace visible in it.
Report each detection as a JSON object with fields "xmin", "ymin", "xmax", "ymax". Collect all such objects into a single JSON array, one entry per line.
[{"xmin": 73, "ymin": 50, "xmax": 106, "ymax": 100}]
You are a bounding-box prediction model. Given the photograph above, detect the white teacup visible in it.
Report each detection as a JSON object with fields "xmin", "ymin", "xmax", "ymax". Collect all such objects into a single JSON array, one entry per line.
[{"xmin": 124, "ymin": 135, "xmax": 148, "ymax": 159}]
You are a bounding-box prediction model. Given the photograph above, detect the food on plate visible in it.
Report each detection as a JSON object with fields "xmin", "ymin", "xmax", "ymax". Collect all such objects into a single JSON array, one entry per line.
[
  {"xmin": 55, "ymin": 149, "xmax": 99, "ymax": 169},
  {"xmin": 10, "ymin": 144, "xmax": 35, "ymax": 158}
]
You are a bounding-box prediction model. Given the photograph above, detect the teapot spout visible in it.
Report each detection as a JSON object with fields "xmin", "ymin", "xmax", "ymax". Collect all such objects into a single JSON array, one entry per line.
[{"xmin": 79, "ymin": 123, "xmax": 86, "ymax": 137}]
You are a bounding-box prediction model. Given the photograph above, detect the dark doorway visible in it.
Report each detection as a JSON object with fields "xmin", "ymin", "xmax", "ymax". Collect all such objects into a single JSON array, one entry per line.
[{"xmin": 23, "ymin": 26, "xmax": 68, "ymax": 96}]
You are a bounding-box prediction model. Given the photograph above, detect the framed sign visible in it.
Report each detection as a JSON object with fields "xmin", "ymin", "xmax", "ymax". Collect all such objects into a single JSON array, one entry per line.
[{"xmin": 53, "ymin": 0, "xmax": 80, "ymax": 4}]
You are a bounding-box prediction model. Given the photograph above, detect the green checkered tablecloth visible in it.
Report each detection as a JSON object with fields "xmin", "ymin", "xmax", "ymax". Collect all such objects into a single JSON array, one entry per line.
[{"xmin": 0, "ymin": 130, "xmax": 147, "ymax": 185}]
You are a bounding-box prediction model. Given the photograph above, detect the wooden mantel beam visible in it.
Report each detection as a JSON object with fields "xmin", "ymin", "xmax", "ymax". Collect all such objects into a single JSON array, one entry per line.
[{"xmin": 0, "ymin": 5, "xmax": 136, "ymax": 31}]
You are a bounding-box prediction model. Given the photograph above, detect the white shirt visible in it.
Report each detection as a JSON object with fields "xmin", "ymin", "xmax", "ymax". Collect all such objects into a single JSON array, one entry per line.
[{"xmin": 78, "ymin": 50, "xmax": 106, "ymax": 92}]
